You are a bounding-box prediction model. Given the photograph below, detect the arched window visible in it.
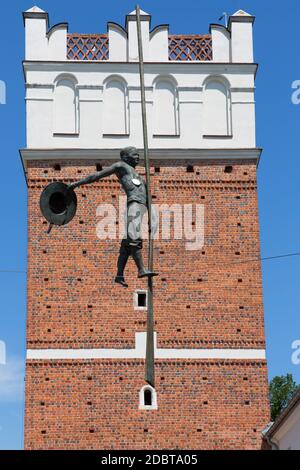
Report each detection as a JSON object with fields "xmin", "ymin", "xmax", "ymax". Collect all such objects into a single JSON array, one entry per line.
[
  {"xmin": 139, "ymin": 385, "xmax": 158, "ymax": 410},
  {"xmin": 53, "ymin": 76, "xmax": 78, "ymax": 134},
  {"xmin": 144, "ymin": 389, "xmax": 152, "ymax": 406},
  {"xmin": 103, "ymin": 77, "xmax": 128, "ymax": 135},
  {"xmin": 203, "ymin": 78, "xmax": 232, "ymax": 136},
  {"xmin": 153, "ymin": 78, "xmax": 178, "ymax": 136}
]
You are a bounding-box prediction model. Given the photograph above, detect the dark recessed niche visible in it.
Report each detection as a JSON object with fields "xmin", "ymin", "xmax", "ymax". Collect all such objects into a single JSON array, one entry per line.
[
  {"xmin": 224, "ymin": 165, "xmax": 233, "ymax": 173},
  {"xmin": 90, "ymin": 328, "xmax": 94, "ymax": 333},
  {"xmin": 239, "ymin": 306, "xmax": 244, "ymax": 310},
  {"xmin": 161, "ymin": 278, "xmax": 167, "ymax": 282},
  {"xmin": 197, "ymin": 278, "xmax": 203, "ymax": 282},
  {"xmin": 83, "ymin": 250, "xmax": 87, "ymax": 255},
  {"xmin": 155, "ymin": 167, "xmax": 160, "ymax": 173},
  {"xmin": 119, "ymin": 377, "xmax": 123, "ymax": 381},
  {"xmin": 186, "ymin": 305, "xmax": 191, "ymax": 309},
  {"xmin": 144, "ymin": 389, "xmax": 152, "ymax": 406},
  {"xmin": 43, "ymin": 250, "xmax": 47, "ymax": 254},
  {"xmin": 202, "ymin": 377, "xmax": 208, "ymax": 381},
  {"xmin": 87, "ymin": 376, "xmax": 92, "ymax": 381},
  {"xmin": 137, "ymin": 292, "xmax": 147, "ymax": 307},
  {"xmin": 235, "ymin": 251, "xmax": 241, "ymax": 255},
  {"xmin": 201, "ymin": 196, "xmax": 205, "ymax": 199},
  {"xmin": 40, "ymin": 402, "xmax": 45, "ymax": 406},
  {"xmin": 89, "ymin": 429, "xmax": 95, "ymax": 433},
  {"xmin": 236, "ymin": 195, "xmax": 241, "ymax": 199},
  {"xmin": 45, "ymin": 377, "xmax": 50, "ymax": 381},
  {"xmin": 88, "ymin": 305, "xmax": 93, "ymax": 309},
  {"xmin": 112, "ymin": 194, "xmax": 116, "ymax": 199},
  {"xmin": 237, "ymin": 223, "xmax": 241, "ymax": 227},
  {"xmin": 96, "ymin": 164, "xmax": 103, "ymax": 172},
  {"xmin": 159, "ymin": 250, "xmax": 165, "ymax": 255},
  {"xmin": 187, "ymin": 165, "xmax": 194, "ymax": 173},
  {"xmin": 47, "ymin": 329, "xmax": 51, "ymax": 333},
  {"xmin": 197, "ymin": 428, "xmax": 202, "ymax": 432},
  {"xmin": 53, "ymin": 164, "xmax": 61, "ymax": 171},
  {"xmin": 44, "ymin": 170, "xmax": 48, "ymax": 174},
  {"xmin": 121, "ymin": 328, "xmax": 125, "ymax": 333},
  {"xmin": 77, "ymin": 170, "xmax": 82, "ymax": 174},
  {"xmin": 245, "ymin": 401, "xmax": 250, "ymax": 405},
  {"xmin": 46, "ymin": 305, "xmax": 51, "ymax": 309},
  {"xmin": 238, "ymin": 279, "xmax": 243, "ymax": 283},
  {"xmin": 243, "ymin": 377, "xmax": 248, "ymax": 381},
  {"xmin": 244, "ymin": 172, "xmax": 248, "ymax": 176},
  {"xmin": 202, "ymin": 251, "xmax": 206, "ymax": 255},
  {"xmin": 203, "ymin": 401, "xmax": 208, "ymax": 405},
  {"xmin": 44, "ymin": 278, "xmax": 49, "ymax": 282},
  {"xmin": 87, "ymin": 401, "xmax": 92, "ymax": 406},
  {"xmin": 79, "ymin": 221, "xmax": 84, "ymax": 225},
  {"xmin": 160, "ymin": 377, "xmax": 165, "ymax": 381},
  {"xmin": 177, "ymin": 328, "xmax": 181, "ymax": 332},
  {"xmin": 41, "ymin": 430, "xmax": 47, "ymax": 435},
  {"xmin": 82, "ymin": 194, "xmax": 86, "ymax": 198},
  {"xmin": 144, "ymin": 429, "xmax": 148, "ymax": 433},
  {"xmin": 237, "ymin": 329, "xmax": 241, "ymax": 333}
]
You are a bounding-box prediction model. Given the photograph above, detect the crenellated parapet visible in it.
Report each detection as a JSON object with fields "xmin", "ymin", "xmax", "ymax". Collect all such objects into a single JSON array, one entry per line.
[{"xmin": 23, "ymin": 7, "xmax": 254, "ymax": 63}]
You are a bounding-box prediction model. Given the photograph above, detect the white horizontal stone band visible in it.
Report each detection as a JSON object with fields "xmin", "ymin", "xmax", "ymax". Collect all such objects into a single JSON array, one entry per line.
[
  {"xmin": 27, "ymin": 333, "xmax": 266, "ymax": 360},
  {"xmin": 20, "ymin": 147, "xmax": 262, "ymax": 161}
]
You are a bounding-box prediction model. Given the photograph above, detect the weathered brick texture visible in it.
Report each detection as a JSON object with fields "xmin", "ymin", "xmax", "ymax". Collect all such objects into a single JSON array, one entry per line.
[{"xmin": 24, "ymin": 158, "xmax": 270, "ymax": 449}]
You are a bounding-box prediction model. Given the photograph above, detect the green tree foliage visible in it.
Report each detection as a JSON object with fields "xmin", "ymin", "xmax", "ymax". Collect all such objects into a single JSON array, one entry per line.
[{"xmin": 269, "ymin": 374, "xmax": 299, "ymax": 421}]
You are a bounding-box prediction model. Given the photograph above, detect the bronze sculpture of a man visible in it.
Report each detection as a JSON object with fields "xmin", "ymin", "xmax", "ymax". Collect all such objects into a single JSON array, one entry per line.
[{"xmin": 69, "ymin": 146, "xmax": 158, "ymax": 287}]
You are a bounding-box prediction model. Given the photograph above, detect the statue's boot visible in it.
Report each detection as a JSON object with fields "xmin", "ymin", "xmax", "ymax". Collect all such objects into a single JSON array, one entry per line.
[
  {"xmin": 131, "ymin": 243, "xmax": 158, "ymax": 279},
  {"xmin": 115, "ymin": 239, "xmax": 130, "ymax": 287}
]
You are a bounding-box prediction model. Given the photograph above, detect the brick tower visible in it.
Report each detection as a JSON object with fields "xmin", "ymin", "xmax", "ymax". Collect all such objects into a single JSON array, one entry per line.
[{"xmin": 22, "ymin": 6, "xmax": 270, "ymax": 449}]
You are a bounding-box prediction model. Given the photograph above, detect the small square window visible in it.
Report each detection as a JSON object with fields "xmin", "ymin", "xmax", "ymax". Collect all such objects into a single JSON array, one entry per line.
[
  {"xmin": 134, "ymin": 291, "xmax": 147, "ymax": 309},
  {"xmin": 138, "ymin": 293, "xmax": 147, "ymax": 307}
]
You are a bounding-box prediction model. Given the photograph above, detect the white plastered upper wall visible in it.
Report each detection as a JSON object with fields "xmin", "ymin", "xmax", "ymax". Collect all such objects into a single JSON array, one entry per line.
[{"xmin": 22, "ymin": 7, "xmax": 258, "ymax": 151}]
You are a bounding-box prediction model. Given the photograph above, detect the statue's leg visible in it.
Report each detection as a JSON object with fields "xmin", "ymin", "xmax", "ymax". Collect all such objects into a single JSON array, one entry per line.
[
  {"xmin": 114, "ymin": 238, "xmax": 130, "ymax": 288},
  {"xmin": 130, "ymin": 240, "xmax": 158, "ymax": 278},
  {"xmin": 127, "ymin": 202, "xmax": 158, "ymax": 279}
]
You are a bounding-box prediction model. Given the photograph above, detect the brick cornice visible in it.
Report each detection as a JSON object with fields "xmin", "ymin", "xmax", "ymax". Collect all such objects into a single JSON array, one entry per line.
[{"xmin": 20, "ymin": 148, "xmax": 261, "ymax": 183}]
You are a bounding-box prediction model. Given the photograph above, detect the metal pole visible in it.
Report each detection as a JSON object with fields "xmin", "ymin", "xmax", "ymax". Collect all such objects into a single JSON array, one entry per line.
[{"xmin": 136, "ymin": 4, "xmax": 155, "ymax": 387}]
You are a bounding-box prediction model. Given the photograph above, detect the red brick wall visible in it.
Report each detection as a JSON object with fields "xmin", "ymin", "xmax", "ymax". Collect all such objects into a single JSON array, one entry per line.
[
  {"xmin": 25, "ymin": 360, "xmax": 269, "ymax": 450},
  {"xmin": 24, "ymin": 158, "xmax": 270, "ymax": 449}
]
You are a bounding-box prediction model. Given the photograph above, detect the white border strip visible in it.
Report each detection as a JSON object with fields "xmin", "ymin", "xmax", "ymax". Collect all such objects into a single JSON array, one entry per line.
[
  {"xmin": 27, "ymin": 333, "xmax": 266, "ymax": 360},
  {"xmin": 20, "ymin": 148, "xmax": 262, "ymax": 161}
]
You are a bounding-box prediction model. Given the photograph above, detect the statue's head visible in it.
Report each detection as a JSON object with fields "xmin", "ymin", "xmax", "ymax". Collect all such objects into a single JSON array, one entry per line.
[{"xmin": 120, "ymin": 147, "xmax": 140, "ymax": 168}]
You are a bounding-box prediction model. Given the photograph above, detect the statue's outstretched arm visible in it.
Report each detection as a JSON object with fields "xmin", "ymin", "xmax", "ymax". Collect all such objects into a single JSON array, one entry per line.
[{"xmin": 69, "ymin": 163, "xmax": 121, "ymax": 189}]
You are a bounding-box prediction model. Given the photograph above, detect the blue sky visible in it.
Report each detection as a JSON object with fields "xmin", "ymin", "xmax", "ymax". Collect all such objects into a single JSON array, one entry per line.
[{"xmin": 0, "ymin": 0, "xmax": 300, "ymax": 450}]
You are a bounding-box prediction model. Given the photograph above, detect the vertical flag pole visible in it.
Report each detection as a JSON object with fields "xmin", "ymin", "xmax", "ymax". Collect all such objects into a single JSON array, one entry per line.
[{"xmin": 136, "ymin": 5, "xmax": 155, "ymax": 387}]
